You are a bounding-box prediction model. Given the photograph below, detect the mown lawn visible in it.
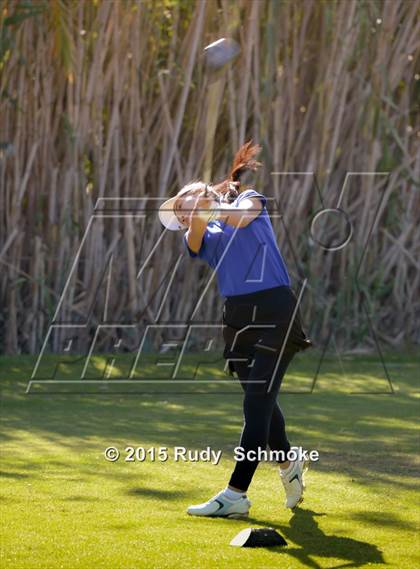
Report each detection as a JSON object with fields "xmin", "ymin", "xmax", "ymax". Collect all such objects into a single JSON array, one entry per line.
[{"xmin": 0, "ymin": 352, "xmax": 419, "ymax": 569}]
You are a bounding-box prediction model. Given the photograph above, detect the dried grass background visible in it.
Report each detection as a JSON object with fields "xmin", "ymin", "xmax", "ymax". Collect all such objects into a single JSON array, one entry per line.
[{"xmin": 0, "ymin": 0, "xmax": 419, "ymax": 355}]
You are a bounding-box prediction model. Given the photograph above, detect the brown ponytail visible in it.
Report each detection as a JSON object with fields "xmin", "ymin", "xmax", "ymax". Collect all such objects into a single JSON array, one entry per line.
[{"xmin": 212, "ymin": 140, "xmax": 262, "ymax": 203}]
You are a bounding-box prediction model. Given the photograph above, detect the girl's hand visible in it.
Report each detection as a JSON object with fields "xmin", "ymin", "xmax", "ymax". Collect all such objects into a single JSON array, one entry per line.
[
  {"xmin": 191, "ymin": 191, "xmax": 218, "ymax": 225},
  {"xmin": 186, "ymin": 190, "xmax": 216, "ymax": 254}
]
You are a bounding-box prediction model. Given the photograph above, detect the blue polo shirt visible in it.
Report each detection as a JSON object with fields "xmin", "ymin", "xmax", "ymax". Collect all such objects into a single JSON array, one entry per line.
[{"xmin": 183, "ymin": 189, "xmax": 291, "ymax": 298}]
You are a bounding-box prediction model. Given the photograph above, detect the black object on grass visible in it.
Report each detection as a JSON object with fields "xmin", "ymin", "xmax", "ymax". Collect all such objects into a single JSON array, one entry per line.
[{"xmin": 230, "ymin": 527, "xmax": 287, "ymax": 548}]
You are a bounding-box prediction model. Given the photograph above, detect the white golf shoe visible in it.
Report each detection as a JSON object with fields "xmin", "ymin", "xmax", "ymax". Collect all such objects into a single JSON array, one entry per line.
[
  {"xmin": 187, "ymin": 491, "xmax": 251, "ymax": 518},
  {"xmin": 279, "ymin": 459, "xmax": 309, "ymax": 509}
]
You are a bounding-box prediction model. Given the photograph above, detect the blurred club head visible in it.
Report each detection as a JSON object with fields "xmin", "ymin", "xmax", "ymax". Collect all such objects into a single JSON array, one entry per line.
[{"xmin": 204, "ymin": 38, "xmax": 240, "ymax": 70}]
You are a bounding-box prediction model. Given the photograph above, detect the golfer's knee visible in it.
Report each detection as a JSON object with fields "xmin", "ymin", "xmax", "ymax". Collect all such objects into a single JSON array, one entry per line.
[
  {"xmin": 243, "ymin": 398, "xmax": 274, "ymax": 430},
  {"xmin": 243, "ymin": 392, "xmax": 276, "ymax": 413}
]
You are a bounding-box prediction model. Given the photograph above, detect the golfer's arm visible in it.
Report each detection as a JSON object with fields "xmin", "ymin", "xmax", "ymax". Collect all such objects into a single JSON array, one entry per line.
[
  {"xmin": 217, "ymin": 198, "xmax": 262, "ymax": 228},
  {"xmin": 186, "ymin": 216, "xmax": 207, "ymax": 254}
]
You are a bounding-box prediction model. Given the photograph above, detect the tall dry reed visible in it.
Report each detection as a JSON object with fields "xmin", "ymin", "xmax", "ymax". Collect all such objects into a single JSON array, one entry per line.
[{"xmin": 0, "ymin": 0, "xmax": 419, "ymax": 354}]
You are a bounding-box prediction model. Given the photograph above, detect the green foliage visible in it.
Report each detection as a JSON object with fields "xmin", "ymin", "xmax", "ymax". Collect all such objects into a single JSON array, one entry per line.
[
  {"xmin": 0, "ymin": 0, "xmax": 74, "ymax": 82},
  {"xmin": 48, "ymin": 0, "xmax": 75, "ymax": 76},
  {"xmin": 2, "ymin": 1, "xmax": 46, "ymax": 28},
  {"xmin": 0, "ymin": 1, "xmax": 46, "ymax": 67}
]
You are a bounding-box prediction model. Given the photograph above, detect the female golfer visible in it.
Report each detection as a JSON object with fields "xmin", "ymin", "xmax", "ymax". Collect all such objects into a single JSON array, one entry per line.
[{"xmin": 158, "ymin": 141, "xmax": 312, "ymax": 517}]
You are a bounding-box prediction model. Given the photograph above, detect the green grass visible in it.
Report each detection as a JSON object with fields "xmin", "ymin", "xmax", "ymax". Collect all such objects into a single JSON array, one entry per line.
[{"xmin": 1, "ymin": 352, "xmax": 419, "ymax": 569}]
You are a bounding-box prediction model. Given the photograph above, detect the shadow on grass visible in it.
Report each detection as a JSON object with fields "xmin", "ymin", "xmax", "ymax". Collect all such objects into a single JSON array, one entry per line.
[
  {"xmin": 127, "ymin": 487, "xmax": 189, "ymax": 499},
  {"xmin": 348, "ymin": 510, "xmax": 418, "ymax": 531},
  {"xmin": 248, "ymin": 508, "xmax": 385, "ymax": 569},
  {"xmin": 64, "ymin": 495, "xmax": 99, "ymax": 502},
  {"xmin": 0, "ymin": 470, "xmax": 30, "ymax": 479}
]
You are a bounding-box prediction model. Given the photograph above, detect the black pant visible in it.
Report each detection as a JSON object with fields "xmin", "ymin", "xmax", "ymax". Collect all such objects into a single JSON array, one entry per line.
[{"xmin": 222, "ymin": 285, "xmax": 310, "ymax": 492}]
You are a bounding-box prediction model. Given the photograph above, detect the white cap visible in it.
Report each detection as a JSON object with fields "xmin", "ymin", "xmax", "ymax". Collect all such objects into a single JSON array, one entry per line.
[{"xmin": 158, "ymin": 183, "xmax": 205, "ymax": 231}]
